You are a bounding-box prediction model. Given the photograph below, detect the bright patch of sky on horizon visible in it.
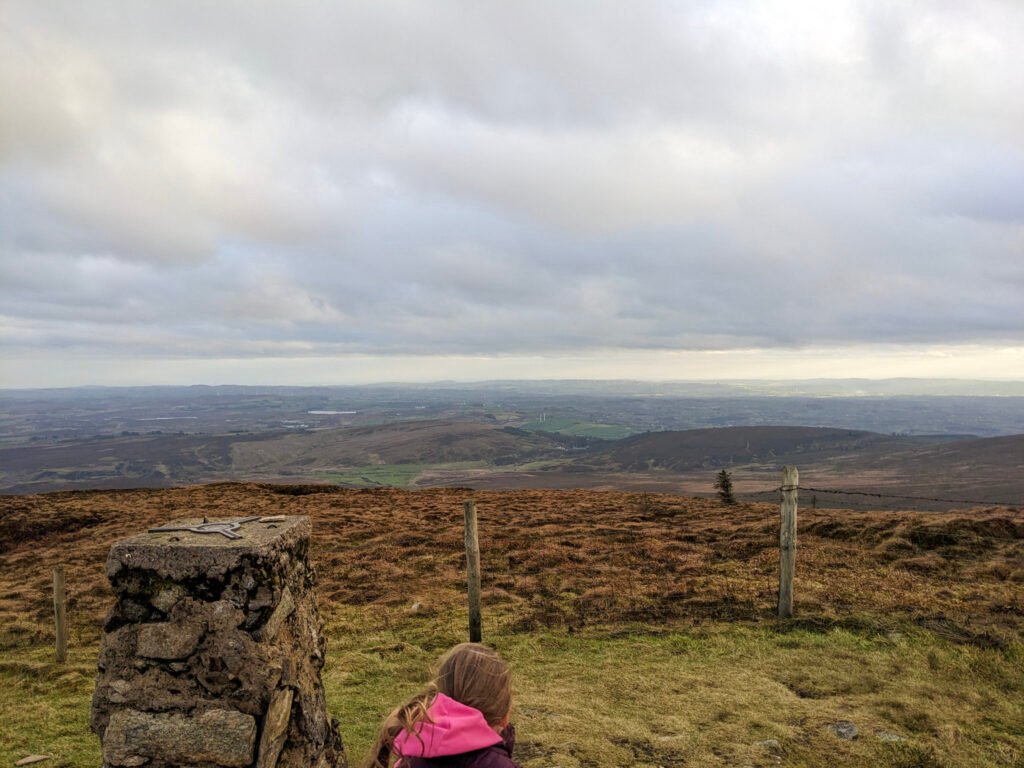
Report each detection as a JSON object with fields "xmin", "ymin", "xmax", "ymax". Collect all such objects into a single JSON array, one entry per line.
[{"xmin": 2, "ymin": 1, "xmax": 1023, "ymax": 387}]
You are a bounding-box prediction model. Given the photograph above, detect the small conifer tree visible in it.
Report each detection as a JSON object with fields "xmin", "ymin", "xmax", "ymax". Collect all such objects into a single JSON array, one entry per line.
[{"xmin": 714, "ymin": 469, "xmax": 736, "ymax": 505}]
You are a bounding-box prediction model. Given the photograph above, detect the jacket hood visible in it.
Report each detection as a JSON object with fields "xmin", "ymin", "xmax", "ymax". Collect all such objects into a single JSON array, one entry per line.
[{"xmin": 393, "ymin": 693, "xmax": 503, "ymax": 758}]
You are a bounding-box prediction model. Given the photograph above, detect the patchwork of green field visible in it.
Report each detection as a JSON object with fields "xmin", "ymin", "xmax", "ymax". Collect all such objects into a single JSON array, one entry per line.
[
  {"xmin": 317, "ymin": 461, "xmax": 486, "ymax": 488},
  {"xmin": 520, "ymin": 418, "xmax": 638, "ymax": 439}
]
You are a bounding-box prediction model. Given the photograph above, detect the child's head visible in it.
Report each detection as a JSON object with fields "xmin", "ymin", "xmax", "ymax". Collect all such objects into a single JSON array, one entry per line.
[
  {"xmin": 363, "ymin": 643, "xmax": 513, "ymax": 768},
  {"xmin": 433, "ymin": 642, "xmax": 512, "ymax": 727}
]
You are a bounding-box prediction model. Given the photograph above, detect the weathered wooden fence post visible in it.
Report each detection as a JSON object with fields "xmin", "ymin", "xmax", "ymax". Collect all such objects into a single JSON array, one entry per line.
[
  {"xmin": 463, "ymin": 500, "xmax": 482, "ymax": 643},
  {"xmin": 778, "ymin": 466, "xmax": 798, "ymax": 619},
  {"xmin": 53, "ymin": 565, "xmax": 68, "ymax": 663}
]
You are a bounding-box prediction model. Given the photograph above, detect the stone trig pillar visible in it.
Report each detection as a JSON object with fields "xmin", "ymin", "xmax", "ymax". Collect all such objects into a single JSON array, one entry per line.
[{"xmin": 91, "ymin": 516, "xmax": 346, "ymax": 768}]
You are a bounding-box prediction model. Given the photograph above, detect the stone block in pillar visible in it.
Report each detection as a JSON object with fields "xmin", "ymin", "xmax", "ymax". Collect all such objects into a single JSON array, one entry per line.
[{"xmin": 91, "ymin": 516, "xmax": 346, "ymax": 768}]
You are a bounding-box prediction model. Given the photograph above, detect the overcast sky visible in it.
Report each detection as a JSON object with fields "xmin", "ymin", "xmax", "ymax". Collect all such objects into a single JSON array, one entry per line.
[{"xmin": 2, "ymin": 1, "xmax": 1023, "ymax": 387}]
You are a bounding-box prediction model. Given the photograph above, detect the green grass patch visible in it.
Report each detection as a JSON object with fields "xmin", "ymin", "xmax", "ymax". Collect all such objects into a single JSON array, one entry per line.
[
  {"xmin": 323, "ymin": 609, "xmax": 1024, "ymax": 768},
  {"xmin": 4, "ymin": 614, "xmax": 1022, "ymax": 768},
  {"xmin": 0, "ymin": 647, "xmax": 100, "ymax": 768},
  {"xmin": 317, "ymin": 462, "xmax": 487, "ymax": 488}
]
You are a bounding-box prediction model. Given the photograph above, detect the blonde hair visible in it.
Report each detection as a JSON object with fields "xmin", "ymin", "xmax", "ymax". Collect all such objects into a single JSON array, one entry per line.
[{"xmin": 363, "ymin": 643, "xmax": 512, "ymax": 768}]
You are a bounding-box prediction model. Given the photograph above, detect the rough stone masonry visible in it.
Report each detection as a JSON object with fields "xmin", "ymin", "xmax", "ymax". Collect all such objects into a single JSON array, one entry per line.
[{"xmin": 91, "ymin": 516, "xmax": 346, "ymax": 768}]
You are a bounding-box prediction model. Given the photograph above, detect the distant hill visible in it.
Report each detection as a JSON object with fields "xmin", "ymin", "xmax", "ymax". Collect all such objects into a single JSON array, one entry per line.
[
  {"xmin": 0, "ymin": 420, "xmax": 574, "ymax": 493},
  {"xmin": 2, "ymin": 419, "xmax": 1021, "ymax": 508},
  {"xmin": 229, "ymin": 419, "xmax": 567, "ymax": 471},
  {"xmin": 831, "ymin": 433, "xmax": 1024, "ymax": 474},
  {"xmin": 820, "ymin": 433, "xmax": 1024, "ymax": 505},
  {"xmin": 588, "ymin": 426, "xmax": 891, "ymax": 471},
  {"xmin": 0, "ymin": 432, "xmax": 263, "ymax": 494},
  {"xmin": 529, "ymin": 426, "xmax": 1021, "ymax": 509}
]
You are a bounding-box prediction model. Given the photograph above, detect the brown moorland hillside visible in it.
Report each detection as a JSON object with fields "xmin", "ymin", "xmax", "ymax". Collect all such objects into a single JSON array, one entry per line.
[
  {"xmin": 5, "ymin": 424, "xmax": 1023, "ymax": 513},
  {"xmin": 2, "ymin": 484, "xmax": 1024, "ymax": 768},
  {"xmin": 0, "ymin": 420, "xmax": 574, "ymax": 494},
  {"xmin": 2, "ymin": 483, "xmax": 1021, "ymax": 646},
  {"xmin": 591, "ymin": 426, "xmax": 887, "ymax": 471},
  {"xmin": 472, "ymin": 429, "xmax": 1024, "ymax": 510},
  {"xmin": 229, "ymin": 419, "xmax": 564, "ymax": 472}
]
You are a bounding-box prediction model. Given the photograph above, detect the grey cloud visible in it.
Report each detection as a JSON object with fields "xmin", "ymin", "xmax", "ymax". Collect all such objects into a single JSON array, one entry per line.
[{"xmin": 2, "ymin": 0, "xmax": 1023, "ymax": 370}]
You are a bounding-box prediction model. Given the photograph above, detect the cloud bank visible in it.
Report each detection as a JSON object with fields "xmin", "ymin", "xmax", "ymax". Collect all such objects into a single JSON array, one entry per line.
[{"xmin": 2, "ymin": 1, "xmax": 1023, "ymax": 384}]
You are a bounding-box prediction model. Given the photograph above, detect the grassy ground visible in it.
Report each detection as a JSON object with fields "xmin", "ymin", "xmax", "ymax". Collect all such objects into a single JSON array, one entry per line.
[
  {"xmin": 1, "ymin": 485, "xmax": 1021, "ymax": 767},
  {"xmin": 3, "ymin": 611, "xmax": 1022, "ymax": 768},
  {"xmin": 325, "ymin": 609, "xmax": 1023, "ymax": 768}
]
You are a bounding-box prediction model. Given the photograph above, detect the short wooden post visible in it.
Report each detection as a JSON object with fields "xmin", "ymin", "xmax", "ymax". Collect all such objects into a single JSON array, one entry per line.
[
  {"xmin": 778, "ymin": 466, "xmax": 798, "ymax": 619},
  {"xmin": 53, "ymin": 565, "xmax": 68, "ymax": 662},
  {"xmin": 463, "ymin": 500, "xmax": 482, "ymax": 643}
]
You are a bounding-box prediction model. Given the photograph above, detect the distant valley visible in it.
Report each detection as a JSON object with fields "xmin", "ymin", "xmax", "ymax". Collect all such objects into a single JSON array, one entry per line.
[{"xmin": 2, "ymin": 384, "xmax": 1022, "ymax": 509}]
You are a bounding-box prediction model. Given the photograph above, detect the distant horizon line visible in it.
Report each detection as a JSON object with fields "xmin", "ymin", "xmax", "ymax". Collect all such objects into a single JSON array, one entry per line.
[{"xmin": 4, "ymin": 376, "xmax": 1024, "ymax": 392}]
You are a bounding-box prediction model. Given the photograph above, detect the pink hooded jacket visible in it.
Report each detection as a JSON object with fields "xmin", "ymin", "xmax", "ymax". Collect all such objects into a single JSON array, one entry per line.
[{"xmin": 391, "ymin": 693, "xmax": 518, "ymax": 768}]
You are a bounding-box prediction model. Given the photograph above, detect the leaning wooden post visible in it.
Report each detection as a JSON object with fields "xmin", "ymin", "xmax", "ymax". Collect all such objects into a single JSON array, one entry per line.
[
  {"xmin": 53, "ymin": 565, "xmax": 68, "ymax": 662},
  {"xmin": 463, "ymin": 500, "xmax": 483, "ymax": 643},
  {"xmin": 778, "ymin": 466, "xmax": 798, "ymax": 619}
]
